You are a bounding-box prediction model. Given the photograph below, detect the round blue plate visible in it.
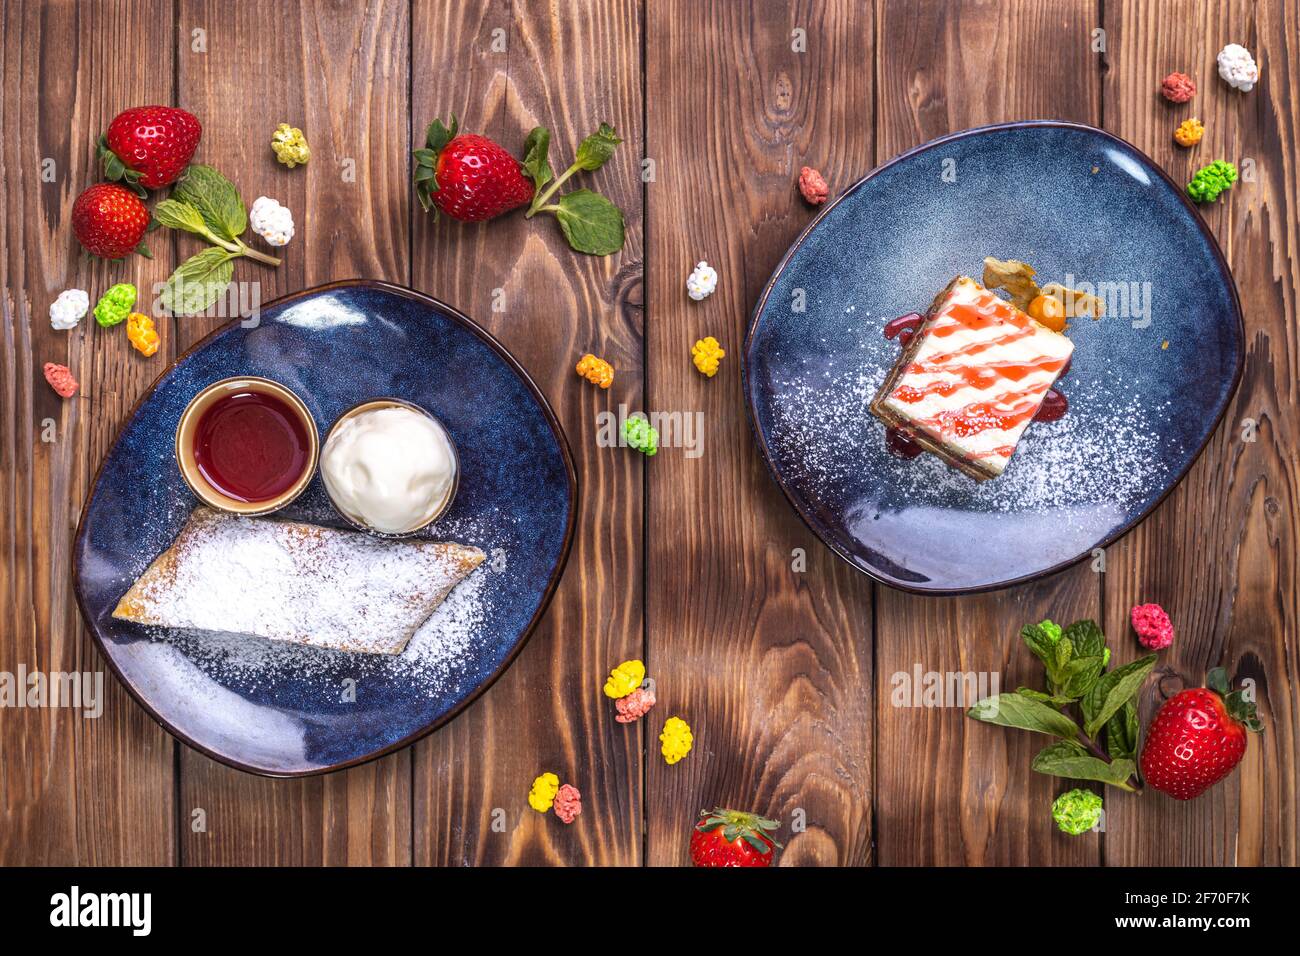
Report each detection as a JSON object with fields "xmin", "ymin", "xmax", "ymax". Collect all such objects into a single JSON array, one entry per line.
[
  {"xmin": 745, "ymin": 122, "xmax": 1243, "ymax": 594},
  {"xmin": 74, "ymin": 281, "xmax": 576, "ymax": 775}
]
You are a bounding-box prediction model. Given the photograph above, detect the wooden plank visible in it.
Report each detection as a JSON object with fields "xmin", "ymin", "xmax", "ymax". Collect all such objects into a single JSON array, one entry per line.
[
  {"xmin": 871, "ymin": 0, "xmax": 1102, "ymax": 865},
  {"xmin": 645, "ymin": 0, "xmax": 875, "ymax": 867},
  {"xmin": 0, "ymin": 0, "xmax": 176, "ymax": 866},
  {"xmin": 1100, "ymin": 0, "xmax": 1299, "ymax": 866},
  {"xmin": 410, "ymin": 0, "xmax": 645, "ymax": 865},
  {"xmin": 175, "ymin": 0, "xmax": 412, "ymax": 865}
]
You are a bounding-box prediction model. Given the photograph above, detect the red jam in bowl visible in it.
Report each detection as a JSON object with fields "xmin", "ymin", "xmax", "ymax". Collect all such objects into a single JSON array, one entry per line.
[{"xmin": 193, "ymin": 390, "xmax": 311, "ymax": 502}]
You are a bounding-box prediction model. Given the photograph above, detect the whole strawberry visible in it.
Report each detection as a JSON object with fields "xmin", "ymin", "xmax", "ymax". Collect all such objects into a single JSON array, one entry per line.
[
  {"xmin": 412, "ymin": 115, "xmax": 533, "ymax": 221},
  {"xmin": 99, "ymin": 106, "xmax": 202, "ymax": 192},
  {"xmin": 72, "ymin": 183, "xmax": 151, "ymax": 259},
  {"xmin": 1140, "ymin": 667, "xmax": 1262, "ymax": 800},
  {"xmin": 689, "ymin": 807, "xmax": 782, "ymax": 867}
]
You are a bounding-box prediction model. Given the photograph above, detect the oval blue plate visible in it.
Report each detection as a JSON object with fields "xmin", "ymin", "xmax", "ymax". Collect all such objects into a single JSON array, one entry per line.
[
  {"xmin": 745, "ymin": 122, "xmax": 1243, "ymax": 594},
  {"xmin": 74, "ymin": 281, "xmax": 576, "ymax": 775}
]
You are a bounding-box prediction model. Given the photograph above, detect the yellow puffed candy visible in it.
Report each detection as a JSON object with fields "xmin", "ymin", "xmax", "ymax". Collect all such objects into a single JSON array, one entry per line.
[
  {"xmin": 576, "ymin": 353, "xmax": 614, "ymax": 389},
  {"xmin": 1174, "ymin": 118, "xmax": 1204, "ymax": 147},
  {"xmin": 528, "ymin": 772, "xmax": 560, "ymax": 812},
  {"xmin": 691, "ymin": 336, "xmax": 725, "ymax": 377},
  {"xmin": 603, "ymin": 659, "xmax": 645, "ymax": 699},
  {"xmin": 125, "ymin": 312, "xmax": 160, "ymax": 357},
  {"xmin": 271, "ymin": 123, "xmax": 311, "ymax": 168},
  {"xmin": 660, "ymin": 716, "xmax": 693, "ymax": 765}
]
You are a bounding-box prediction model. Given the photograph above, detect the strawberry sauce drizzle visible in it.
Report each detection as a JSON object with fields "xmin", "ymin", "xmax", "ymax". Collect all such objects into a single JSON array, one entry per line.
[
  {"xmin": 884, "ymin": 426, "xmax": 925, "ymax": 459},
  {"xmin": 880, "ymin": 300, "xmax": 1071, "ymax": 463},
  {"xmin": 883, "ymin": 312, "xmax": 923, "ymax": 348}
]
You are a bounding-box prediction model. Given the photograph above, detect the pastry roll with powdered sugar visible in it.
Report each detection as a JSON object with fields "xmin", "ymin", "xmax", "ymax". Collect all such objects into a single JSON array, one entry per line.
[{"xmin": 113, "ymin": 507, "xmax": 485, "ymax": 655}]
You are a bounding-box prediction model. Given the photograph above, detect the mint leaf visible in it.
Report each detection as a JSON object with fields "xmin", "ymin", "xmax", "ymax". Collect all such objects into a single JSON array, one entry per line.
[
  {"xmin": 1064, "ymin": 619, "xmax": 1106, "ymax": 658},
  {"xmin": 1083, "ymin": 654, "xmax": 1157, "ymax": 737},
  {"xmin": 1021, "ymin": 621, "xmax": 1060, "ymax": 668},
  {"xmin": 1106, "ymin": 698, "xmax": 1139, "ymax": 761},
  {"xmin": 574, "ymin": 122, "xmax": 621, "ymax": 171},
  {"xmin": 521, "ymin": 126, "xmax": 553, "ymax": 191},
  {"xmin": 1024, "ymin": 621, "xmax": 1074, "ymax": 697},
  {"xmin": 1015, "ymin": 688, "xmax": 1075, "ymax": 708},
  {"xmin": 153, "ymin": 199, "xmax": 210, "ymax": 236},
  {"xmin": 413, "ymin": 116, "xmax": 457, "ymax": 213},
  {"xmin": 1032, "ymin": 740, "xmax": 1136, "ymax": 787},
  {"xmin": 173, "ymin": 165, "xmax": 246, "ymax": 241},
  {"xmin": 967, "ymin": 693, "xmax": 1080, "ymax": 738},
  {"xmin": 423, "ymin": 115, "xmax": 457, "ymax": 154},
  {"xmin": 1051, "ymin": 636, "xmax": 1073, "ymax": 681},
  {"xmin": 1059, "ymin": 655, "xmax": 1107, "ymax": 700},
  {"xmin": 161, "ymin": 246, "xmax": 236, "ymax": 315},
  {"xmin": 553, "ymin": 189, "xmax": 624, "ymax": 255}
]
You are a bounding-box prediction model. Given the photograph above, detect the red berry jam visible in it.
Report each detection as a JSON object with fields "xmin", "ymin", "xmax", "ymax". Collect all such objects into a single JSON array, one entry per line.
[{"xmin": 193, "ymin": 390, "xmax": 311, "ymax": 502}]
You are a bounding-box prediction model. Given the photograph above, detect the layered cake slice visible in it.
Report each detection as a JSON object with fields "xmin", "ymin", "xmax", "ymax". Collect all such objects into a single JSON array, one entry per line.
[{"xmin": 870, "ymin": 276, "xmax": 1074, "ymax": 480}]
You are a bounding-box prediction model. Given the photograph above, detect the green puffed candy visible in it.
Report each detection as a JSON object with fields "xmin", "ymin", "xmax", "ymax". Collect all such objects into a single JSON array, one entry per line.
[
  {"xmin": 94, "ymin": 283, "xmax": 137, "ymax": 327},
  {"xmin": 1051, "ymin": 788, "xmax": 1103, "ymax": 836},
  {"xmin": 1186, "ymin": 160, "xmax": 1238, "ymax": 204},
  {"xmin": 623, "ymin": 415, "xmax": 658, "ymax": 456}
]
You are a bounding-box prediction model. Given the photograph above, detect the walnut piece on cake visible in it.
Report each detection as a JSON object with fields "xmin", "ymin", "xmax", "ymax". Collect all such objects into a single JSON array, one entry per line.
[{"xmin": 870, "ymin": 276, "xmax": 1075, "ymax": 481}]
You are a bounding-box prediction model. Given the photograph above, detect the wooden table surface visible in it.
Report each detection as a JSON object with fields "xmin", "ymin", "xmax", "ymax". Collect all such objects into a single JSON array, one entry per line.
[{"xmin": 2, "ymin": 0, "xmax": 1296, "ymax": 866}]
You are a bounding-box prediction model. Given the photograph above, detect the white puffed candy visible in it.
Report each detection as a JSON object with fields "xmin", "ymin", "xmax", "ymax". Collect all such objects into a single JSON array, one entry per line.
[
  {"xmin": 1217, "ymin": 43, "xmax": 1259, "ymax": 92},
  {"xmin": 49, "ymin": 289, "xmax": 89, "ymax": 331},
  {"xmin": 249, "ymin": 196, "xmax": 295, "ymax": 247},
  {"xmin": 686, "ymin": 261, "xmax": 718, "ymax": 301}
]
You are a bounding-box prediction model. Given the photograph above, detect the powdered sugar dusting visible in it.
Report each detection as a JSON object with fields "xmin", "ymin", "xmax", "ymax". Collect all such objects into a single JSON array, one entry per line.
[
  {"xmin": 121, "ymin": 508, "xmax": 482, "ymax": 655},
  {"xmin": 767, "ymin": 324, "xmax": 1177, "ymax": 524},
  {"xmin": 124, "ymin": 507, "xmax": 509, "ymax": 702},
  {"xmin": 161, "ymin": 564, "xmax": 489, "ymax": 697}
]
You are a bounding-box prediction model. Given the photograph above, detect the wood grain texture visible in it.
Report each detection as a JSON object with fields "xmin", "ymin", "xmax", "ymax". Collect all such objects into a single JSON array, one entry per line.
[
  {"xmin": 2, "ymin": 0, "xmax": 1297, "ymax": 868},
  {"xmin": 409, "ymin": 0, "xmax": 645, "ymax": 865},
  {"xmin": 871, "ymin": 0, "xmax": 1102, "ymax": 866},
  {"xmin": 0, "ymin": 0, "xmax": 176, "ymax": 866},
  {"xmin": 645, "ymin": 0, "xmax": 875, "ymax": 867},
  {"xmin": 175, "ymin": 0, "xmax": 413, "ymax": 866},
  {"xmin": 1100, "ymin": 0, "xmax": 1300, "ymax": 866}
]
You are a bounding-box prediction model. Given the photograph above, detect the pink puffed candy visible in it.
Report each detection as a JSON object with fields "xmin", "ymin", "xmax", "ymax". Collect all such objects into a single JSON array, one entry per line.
[
  {"xmin": 1131, "ymin": 603, "xmax": 1175, "ymax": 650},
  {"xmin": 43, "ymin": 362, "xmax": 78, "ymax": 398},
  {"xmin": 553, "ymin": 783, "xmax": 581, "ymax": 824},
  {"xmin": 798, "ymin": 166, "xmax": 829, "ymax": 205},
  {"xmin": 1161, "ymin": 71, "xmax": 1196, "ymax": 103},
  {"xmin": 614, "ymin": 686, "xmax": 656, "ymax": 724}
]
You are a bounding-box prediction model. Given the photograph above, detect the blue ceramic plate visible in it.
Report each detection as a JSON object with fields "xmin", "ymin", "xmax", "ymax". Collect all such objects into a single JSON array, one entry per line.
[
  {"xmin": 74, "ymin": 281, "xmax": 576, "ymax": 775},
  {"xmin": 745, "ymin": 122, "xmax": 1243, "ymax": 594}
]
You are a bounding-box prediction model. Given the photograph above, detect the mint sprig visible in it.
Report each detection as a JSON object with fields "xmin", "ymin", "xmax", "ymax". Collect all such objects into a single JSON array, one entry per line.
[
  {"xmin": 155, "ymin": 165, "xmax": 280, "ymax": 315},
  {"xmin": 968, "ymin": 618, "xmax": 1153, "ymax": 794},
  {"xmin": 523, "ymin": 122, "xmax": 625, "ymax": 255}
]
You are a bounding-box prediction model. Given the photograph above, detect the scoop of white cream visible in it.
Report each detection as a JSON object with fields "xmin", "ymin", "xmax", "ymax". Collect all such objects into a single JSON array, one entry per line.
[{"xmin": 322, "ymin": 405, "xmax": 456, "ymax": 534}]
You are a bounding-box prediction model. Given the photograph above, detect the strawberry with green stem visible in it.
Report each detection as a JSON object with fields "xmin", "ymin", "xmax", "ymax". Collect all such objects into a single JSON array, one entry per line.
[
  {"xmin": 1140, "ymin": 667, "xmax": 1262, "ymax": 800},
  {"xmin": 98, "ymin": 105, "xmax": 202, "ymax": 195},
  {"xmin": 412, "ymin": 116, "xmax": 534, "ymax": 222},
  {"xmin": 72, "ymin": 183, "xmax": 152, "ymax": 260},
  {"xmin": 689, "ymin": 807, "xmax": 783, "ymax": 868}
]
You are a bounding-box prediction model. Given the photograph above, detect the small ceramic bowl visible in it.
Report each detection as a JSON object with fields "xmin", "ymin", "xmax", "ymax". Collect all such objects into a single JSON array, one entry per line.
[
  {"xmin": 321, "ymin": 397, "xmax": 460, "ymax": 537},
  {"xmin": 175, "ymin": 376, "xmax": 319, "ymax": 516}
]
